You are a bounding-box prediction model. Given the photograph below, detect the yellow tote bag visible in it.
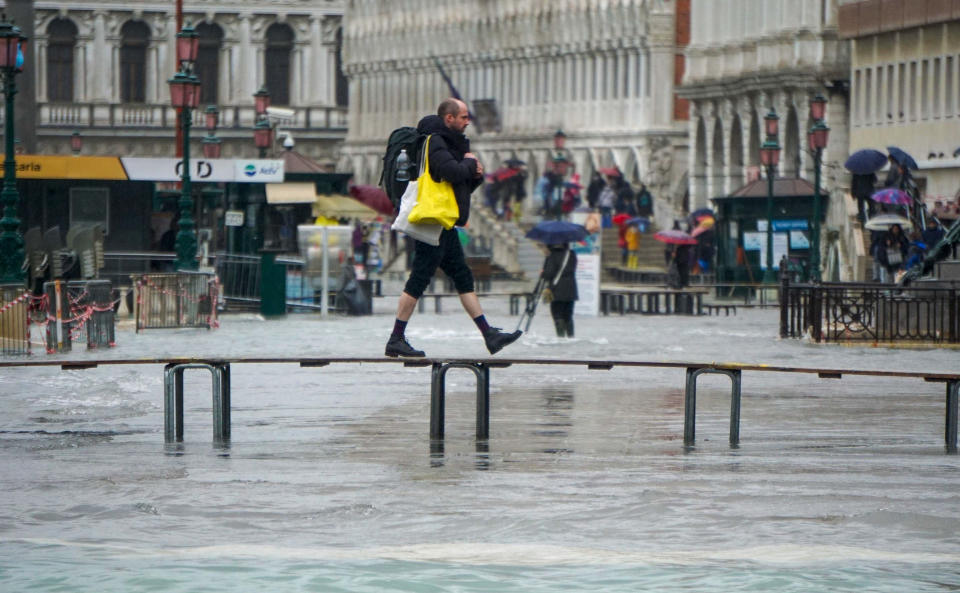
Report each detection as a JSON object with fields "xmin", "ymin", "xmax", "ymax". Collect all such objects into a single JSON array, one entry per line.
[{"xmin": 408, "ymin": 135, "xmax": 460, "ymax": 230}]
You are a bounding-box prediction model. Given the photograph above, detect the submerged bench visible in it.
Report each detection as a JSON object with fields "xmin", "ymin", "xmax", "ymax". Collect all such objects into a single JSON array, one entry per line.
[{"xmin": 4, "ymin": 357, "xmax": 958, "ymax": 453}]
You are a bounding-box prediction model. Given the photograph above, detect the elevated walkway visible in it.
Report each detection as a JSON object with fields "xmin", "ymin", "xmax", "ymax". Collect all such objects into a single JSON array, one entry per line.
[{"xmin": 6, "ymin": 356, "xmax": 958, "ymax": 452}]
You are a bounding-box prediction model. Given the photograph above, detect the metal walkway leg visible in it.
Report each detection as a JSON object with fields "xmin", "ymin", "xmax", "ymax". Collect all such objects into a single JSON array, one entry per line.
[
  {"xmin": 684, "ymin": 367, "xmax": 743, "ymax": 446},
  {"xmin": 946, "ymin": 380, "xmax": 958, "ymax": 452},
  {"xmin": 162, "ymin": 362, "xmax": 231, "ymax": 444},
  {"xmin": 429, "ymin": 361, "xmax": 493, "ymax": 441}
]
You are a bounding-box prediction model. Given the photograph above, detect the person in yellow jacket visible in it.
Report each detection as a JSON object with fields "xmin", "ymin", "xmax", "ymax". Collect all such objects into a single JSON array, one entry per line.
[{"xmin": 625, "ymin": 223, "xmax": 641, "ymax": 269}]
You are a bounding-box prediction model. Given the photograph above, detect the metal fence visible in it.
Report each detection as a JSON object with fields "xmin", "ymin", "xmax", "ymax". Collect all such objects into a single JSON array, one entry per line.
[
  {"xmin": 780, "ymin": 278, "xmax": 960, "ymax": 343},
  {"xmin": 41, "ymin": 280, "xmax": 117, "ymax": 352},
  {"xmin": 133, "ymin": 272, "xmax": 219, "ymax": 332},
  {"xmin": 0, "ymin": 283, "xmax": 30, "ymax": 355}
]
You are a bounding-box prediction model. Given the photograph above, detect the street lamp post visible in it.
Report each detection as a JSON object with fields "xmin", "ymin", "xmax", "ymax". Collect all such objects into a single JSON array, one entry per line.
[
  {"xmin": 759, "ymin": 108, "xmax": 781, "ymax": 283},
  {"xmin": 807, "ymin": 94, "xmax": 830, "ymax": 283},
  {"xmin": 0, "ymin": 18, "xmax": 27, "ymax": 283},
  {"xmin": 253, "ymin": 117, "xmax": 274, "ymax": 159},
  {"xmin": 202, "ymin": 105, "xmax": 222, "ymax": 159},
  {"xmin": 70, "ymin": 130, "xmax": 82, "ymax": 155},
  {"xmin": 168, "ymin": 24, "xmax": 200, "ymax": 271},
  {"xmin": 252, "ymin": 86, "xmax": 273, "ymax": 158}
]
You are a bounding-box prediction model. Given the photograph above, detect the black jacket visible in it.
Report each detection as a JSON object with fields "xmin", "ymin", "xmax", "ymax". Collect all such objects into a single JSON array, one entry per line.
[
  {"xmin": 542, "ymin": 246, "xmax": 578, "ymax": 302},
  {"xmin": 417, "ymin": 115, "xmax": 481, "ymax": 227}
]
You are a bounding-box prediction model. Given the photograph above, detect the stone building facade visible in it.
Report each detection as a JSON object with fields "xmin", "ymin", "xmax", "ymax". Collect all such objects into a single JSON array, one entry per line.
[
  {"xmin": 339, "ymin": 0, "xmax": 690, "ymax": 227},
  {"xmin": 839, "ymin": 0, "xmax": 960, "ymax": 204},
  {"xmin": 680, "ymin": 0, "xmax": 854, "ymax": 279},
  {"xmin": 26, "ymin": 0, "xmax": 347, "ymax": 162}
]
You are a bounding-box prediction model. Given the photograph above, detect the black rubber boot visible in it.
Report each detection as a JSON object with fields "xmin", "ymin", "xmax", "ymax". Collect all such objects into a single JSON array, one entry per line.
[
  {"xmin": 565, "ymin": 318, "xmax": 574, "ymax": 338},
  {"xmin": 553, "ymin": 318, "xmax": 566, "ymax": 338},
  {"xmin": 385, "ymin": 335, "xmax": 425, "ymax": 357},
  {"xmin": 482, "ymin": 326, "xmax": 522, "ymax": 355}
]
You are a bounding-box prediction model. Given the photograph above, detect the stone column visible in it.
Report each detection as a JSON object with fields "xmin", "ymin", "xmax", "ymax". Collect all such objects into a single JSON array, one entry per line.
[
  {"xmin": 90, "ymin": 11, "xmax": 109, "ymax": 103},
  {"xmin": 239, "ymin": 15, "xmax": 254, "ymax": 104}
]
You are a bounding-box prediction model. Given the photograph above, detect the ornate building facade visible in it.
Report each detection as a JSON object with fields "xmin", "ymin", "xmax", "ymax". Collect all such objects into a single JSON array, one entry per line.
[
  {"xmin": 680, "ymin": 0, "xmax": 854, "ymax": 279},
  {"xmin": 839, "ymin": 0, "xmax": 960, "ymax": 203},
  {"xmin": 340, "ymin": 0, "xmax": 690, "ymax": 227},
  {"xmin": 29, "ymin": 0, "xmax": 347, "ymax": 162}
]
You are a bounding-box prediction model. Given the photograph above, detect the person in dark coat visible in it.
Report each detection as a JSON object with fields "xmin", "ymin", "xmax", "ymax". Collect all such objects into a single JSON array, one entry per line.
[
  {"xmin": 636, "ymin": 183, "xmax": 654, "ymax": 217},
  {"xmin": 877, "ymin": 223, "xmax": 909, "ymax": 283},
  {"xmin": 541, "ymin": 244, "xmax": 578, "ymax": 338},
  {"xmin": 850, "ymin": 172, "xmax": 876, "ymax": 223},
  {"xmin": 386, "ymin": 98, "xmax": 522, "ymax": 358}
]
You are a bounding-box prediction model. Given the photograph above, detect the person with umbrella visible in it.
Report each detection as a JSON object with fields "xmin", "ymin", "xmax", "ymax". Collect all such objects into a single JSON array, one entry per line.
[
  {"xmin": 656, "ymin": 222, "xmax": 697, "ymax": 288},
  {"xmin": 540, "ymin": 244, "xmax": 579, "ymax": 338},
  {"xmin": 845, "ymin": 148, "xmax": 887, "ymax": 223},
  {"xmin": 877, "ymin": 223, "xmax": 909, "ymax": 283},
  {"xmin": 525, "ymin": 221, "xmax": 584, "ymax": 337}
]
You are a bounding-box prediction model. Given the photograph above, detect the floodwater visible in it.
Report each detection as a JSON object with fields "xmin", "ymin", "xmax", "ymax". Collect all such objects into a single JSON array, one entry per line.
[{"xmin": 1, "ymin": 297, "xmax": 959, "ymax": 592}]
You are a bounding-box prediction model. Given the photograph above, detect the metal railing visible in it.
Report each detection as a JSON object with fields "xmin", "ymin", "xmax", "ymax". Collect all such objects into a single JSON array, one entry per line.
[
  {"xmin": 133, "ymin": 272, "xmax": 219, "ymax": 332},
  {"xmin": 0, "ymin": 284, "xmax": 30, "ymax": 355},
  {"xmin": 780, "ymin": 278, "xmax": 960, "ymax": 344}
]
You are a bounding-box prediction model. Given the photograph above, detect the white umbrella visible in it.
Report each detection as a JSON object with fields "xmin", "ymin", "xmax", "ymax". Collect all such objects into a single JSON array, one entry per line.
[{"xmin": 864, "ymin": 214, "xmax": 912, "ymax": 231}]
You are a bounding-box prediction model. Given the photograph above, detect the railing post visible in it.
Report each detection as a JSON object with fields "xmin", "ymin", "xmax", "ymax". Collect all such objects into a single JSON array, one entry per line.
[
  {"xmin": 729, "ymin": 370, "xmax": 742, "ymax": 445},
  {"xmin": 949, "ymin": 290, "xmax": 958, "ymax": 344},
  {"xmin": 947, "ymin": 380, "xmax": 959, "ymax": 452},
  {"xmin": 430, "ymin": 362, "xmax": 445, "ymax": 440},
  {"xmin": 163, "ymin": 363, "xmax": 177, "ymax": 442},
  {"xmin": 779, "ymin": 276, "xmax": 789, "ymax": 337},
  {"xmin": 811, "ymin": 285, "xmax": 823, "ymax": 342},
  {"xmin": 476, "ymin": 363, "xmax": 490, "ymax": 440},
  {"xmin": 684, "ymin": 368, "xmax": 697, "ymax": 445},
  {"xmin": 174, "ymin": 366, "xmax": 185, "ymax": 441}
]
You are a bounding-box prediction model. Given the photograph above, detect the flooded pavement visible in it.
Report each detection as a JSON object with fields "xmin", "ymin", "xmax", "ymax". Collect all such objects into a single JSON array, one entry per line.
[{"xmin": 0, "ymin": 302, "xmax": 958, "ymax": 592}]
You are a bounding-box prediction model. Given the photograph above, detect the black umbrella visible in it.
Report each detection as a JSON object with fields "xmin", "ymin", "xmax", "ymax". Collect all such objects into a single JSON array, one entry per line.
[
  {"xmin": 525, "ymin": 221, "xmax": 588, "ymax": 244},
  {"xmin": 844, "ymin": 149, "xmax": 887, "ymax": 174},
  {"xmin": 887, "ymin": 146, "xmax": 919, "ymax": 170}
]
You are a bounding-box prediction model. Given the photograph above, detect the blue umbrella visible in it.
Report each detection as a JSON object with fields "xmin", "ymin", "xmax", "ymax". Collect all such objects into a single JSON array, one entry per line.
[
  {"xmin": 844, "ymin": 149, "xmax": 887, "ymax": 174},
  {"xmin": 525, "ymin": 220, "xmax": 588, "ymax": 244},
  {"xmin": 626, "ymin": 216, "xmax": 650, "ymax": 232},
  {"xmin": 887, "ymin": 146, "xmax": 919, "ymax": 170}
]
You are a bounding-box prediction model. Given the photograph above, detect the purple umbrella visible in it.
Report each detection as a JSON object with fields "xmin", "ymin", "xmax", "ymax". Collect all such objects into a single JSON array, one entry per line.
[
  {"xmin": 870, "ymin": 188, "xmax": 911, "ymax": 206},
  {"xmin": 653, "ymin": 229, "xmax": 698, "ymax": 246}
]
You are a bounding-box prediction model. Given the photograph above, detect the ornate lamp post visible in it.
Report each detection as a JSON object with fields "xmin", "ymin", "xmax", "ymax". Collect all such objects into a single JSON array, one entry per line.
[
  {"xmin": 253, "ymin": 85, "xmax": 271, "ymax": 116},
  {"xmin": 759, "ymin": 108, "xmax": 781, "ymax": 283},
  {"xmin": 807, "ymin": 94, "xmax": 830, "ymax": 283},
  {"xmin": 167, "ymin": 23, "xmax": 201, "ymax": 271},
  {"xmin": 253, "ymin": 117, "xmax": 274, "ymax": 159},
  {"xmin": 252, "ymin": 86, "xmax": 272, "ymax": 158},
  {"xmin": 201, "ymin": 105, "xmax": 222, "ymax": 159},
  {"xmin": 70, "ymin": 130, "xmax": 82, "ymax": 155},
  {"xmin": 0, "ymin": 17, "xmax": 27, "ymax": 283}
]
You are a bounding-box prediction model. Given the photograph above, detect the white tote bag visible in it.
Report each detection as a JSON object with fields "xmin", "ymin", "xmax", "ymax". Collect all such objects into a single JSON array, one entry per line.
[{"xmin": 390, "ymin": 139, "xmax": 443, "ymax": 246}]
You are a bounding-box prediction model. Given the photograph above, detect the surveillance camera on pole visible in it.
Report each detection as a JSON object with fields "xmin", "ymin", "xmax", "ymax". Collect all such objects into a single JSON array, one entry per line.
[{"xmin": 265, "ymin": 106, "xmax": 295, "ymax": 125}]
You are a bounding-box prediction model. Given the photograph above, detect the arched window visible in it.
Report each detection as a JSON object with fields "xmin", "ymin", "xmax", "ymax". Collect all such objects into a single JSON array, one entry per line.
[
  {"xmin": 120, "ymin": 21, "xmax": 150, "ymax": 103},
  {"xmin": 265, "ymin": 23, "xmax": 294, "ymax": 106},
  {"xmin": 195, "ymin": 23, "xmax": 223, "ymax": 106},
  {"xmin": 47, "ymin": 18, "xmax": 77, "ymax": 102}
]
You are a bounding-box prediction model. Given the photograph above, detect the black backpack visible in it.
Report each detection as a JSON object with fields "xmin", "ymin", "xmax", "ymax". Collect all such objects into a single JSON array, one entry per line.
[{"xmin": 379, "ymin": 127, "xmax": 426, "ymax": 211}]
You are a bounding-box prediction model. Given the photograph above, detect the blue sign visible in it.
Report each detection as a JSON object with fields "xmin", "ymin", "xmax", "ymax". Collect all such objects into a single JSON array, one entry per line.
[{"xmin": 772, "ymin": 219, "xmax": 808, "ymax": 231}]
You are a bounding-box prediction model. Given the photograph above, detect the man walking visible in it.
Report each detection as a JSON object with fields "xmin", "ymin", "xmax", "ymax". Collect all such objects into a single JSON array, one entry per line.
[{"xmin": 386, "ymin": 98, "xmax": 522, "ymax": 357}]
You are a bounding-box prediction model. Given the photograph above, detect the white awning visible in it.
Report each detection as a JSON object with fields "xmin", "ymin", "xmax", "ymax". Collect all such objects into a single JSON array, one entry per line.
[{"xmin": 265, "ymin": 182, "xmax": 316, "ymax": 204}]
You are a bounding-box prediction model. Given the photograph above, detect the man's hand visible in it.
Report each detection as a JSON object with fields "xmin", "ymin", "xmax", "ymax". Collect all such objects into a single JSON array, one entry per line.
[{"xmin": 466, "ymin": 152, "xmax": 483, "ymax": 178}]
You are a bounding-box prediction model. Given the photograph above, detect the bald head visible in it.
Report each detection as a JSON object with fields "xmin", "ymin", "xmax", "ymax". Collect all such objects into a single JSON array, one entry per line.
[{"xmin": 438, "ymin": 98, "xmax": 470, "ymax": 133}]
